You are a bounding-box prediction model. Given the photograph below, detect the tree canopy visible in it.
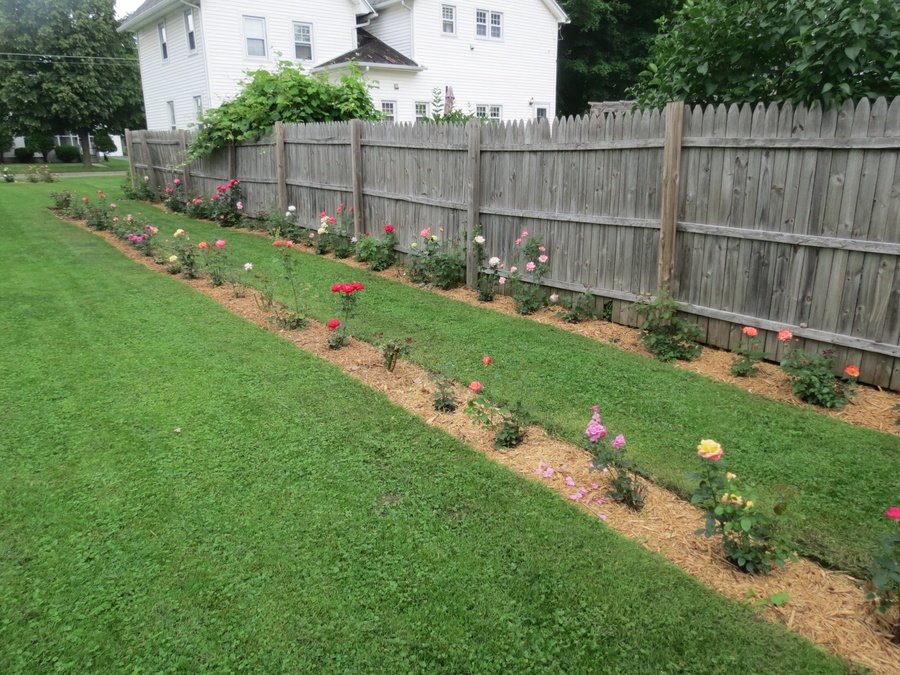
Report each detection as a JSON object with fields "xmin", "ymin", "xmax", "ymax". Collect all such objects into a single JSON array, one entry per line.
[
  {"xmin": 0, "ymin": 0, "xmax": 144, "ymax": 162},
  {"xmin": 189, "ymin": 62, "xmax": 381, "ymax": 159},
  {"xmin": 631, "ymin": 0, "xmax": 900, "ymax": 108},
  {"xmin": 557, "ymin": 0, "xmax": 677, "ymax": 116}
]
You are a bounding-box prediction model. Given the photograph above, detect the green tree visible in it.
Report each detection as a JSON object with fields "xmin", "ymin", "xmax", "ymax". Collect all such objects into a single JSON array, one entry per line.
[
  {"xmin": 189, "ymin": 61, "xmax": 381, "ymax": 159},
  {"xmin": 0, "ymin": 119, "xmax": 13, "ymax": 164},
  {"xmin": 557, "ymin": 0, "xmax": 677, "ymax": 116},
  {"xmin": 93, "ymin": 130, "xmax": 116, "ymax": 161},
  {"xmin": 25, "ymin": 134, "xmax": 55, "ymax": 162},
  {"xmin": 0, "ymin": 0, "xmax": 145, "ymax": 168},
  {"xmin": 632, "ymin": 0, "xmax": 900, "ymax": 108}
]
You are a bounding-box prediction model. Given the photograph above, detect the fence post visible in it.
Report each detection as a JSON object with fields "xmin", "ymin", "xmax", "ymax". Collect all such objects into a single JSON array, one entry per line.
[
  {"xmin": 275, "ymin": 121, "xmax": 287, "ymax": 214},
  {"xmin": 124, "ymin": 129, "xmax": 135, "ymax": 186},
  {"xmin": 465, "ymin": 119, "xmax": 482, "ymax": 289},
  {"xmin": 658, "ymin": 100, "xmax": 685, "ymax": 294},
  {"xmin": 180, "ymin": 130, "xmax": 192, "ymax": 194},
  {"xmin": 350, "ymin": 119, "xmax": 365, "ymax": 237}
]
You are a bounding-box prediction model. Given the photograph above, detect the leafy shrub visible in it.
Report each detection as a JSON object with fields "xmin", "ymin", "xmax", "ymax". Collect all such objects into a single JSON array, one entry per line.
[
  {"xmin": 431, "ymin": 368, "xmax": 458, "ymax": 412},
  {"xmin": 185, "ymin": 195, "xmax": 215, "ymax": 220},
  {"xmin": 730, "ymin": 326, "xmax": 768, "ymax": 377},
  {"xmin": 506, "ymin": 232, "xmax": 552, "ymax": 315},
  {"xmin": 467, "ymin": 385, "xmax": 531, "ymax": 449},
  {"xmin": 25, "ymin": 134, "xmax": 55, "ymax": 162},
  {"xmin": 121, "ymin": 174, "xmax": 157, "ymax": 201},
  {"xmin": 54, "ymin": 145, "xmax": 81, "ymax": 163},
  {"xmin": 689, "ymin": 440, "xmax": 797, "ymax": 574},
  {"xmin": 162, "ymin": 179, "xmax": 187, "ymax": 212},
  {"xmin": 49, "ymin": 190, "xmax": 74, "ymax": 210},
  {"xmin": 780, "ymin": 346, "xmax": 856, "ymax": 408},
  {"xmin": 14, "ymin": 147, "xmax": 34, "ymax": 163},
  {"xmin": 867, "ymin": 507, "xmax": 899, "ymax": 642},
  {"xmin": 373, "ymin": 333, "xmax": 413, "ymax": 372},
  {"xmin": 3, "ymin": 167, "xmax": 15, "ymax": 183},
  {"xmin": 633, "ymin": 290, "xmax": 703, "ymax": 362},
  {"xmin": 408, "ymin": 227, "xmax": 465, "ymax": 289},
  {"xmin": 356, "ymin": 226, "xmax": 396, "ymax": 271},
  {"xmin": 584, "ymin": 406, "xmax": 647, "ymax": 510},
  {"xmin": 93, "ymin": 131, "xmax": 117, "ymax": 159},
  {"xmin": 556, "ymin": 290, "xmax": 598, "ymax": 324}
]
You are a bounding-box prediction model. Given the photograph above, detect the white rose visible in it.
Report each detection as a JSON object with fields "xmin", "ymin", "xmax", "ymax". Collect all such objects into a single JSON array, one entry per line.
[
  {"xmin": 287, "ymin": 205, "xmax": 296, "ymax": 212},
  {"xmin": 474, "ymin": 235, "xmax": 486, "ymax": 245},
  {"xmin": 488, "ymin": 256, "xmax": 500, "ymax": 267},
  {"xmin": 318, "ymin": 227, "xmax": 327, "ymax": 234}
]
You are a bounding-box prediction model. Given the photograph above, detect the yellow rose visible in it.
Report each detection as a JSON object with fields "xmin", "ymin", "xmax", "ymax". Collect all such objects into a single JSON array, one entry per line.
[
  {"xmin": 745, "ymin": 500, "xmax": 754, "ymax": 508},
  {"xmin": 168, "ymin": 255, "xmax": 178, "ymax": 263},
  {"xmin": 696, "ymin": 439, "xmax": 723, "ymax": 460},
  {"xmin": 726, "ymin": 472, "xmax": 737, "ymax": 481}
]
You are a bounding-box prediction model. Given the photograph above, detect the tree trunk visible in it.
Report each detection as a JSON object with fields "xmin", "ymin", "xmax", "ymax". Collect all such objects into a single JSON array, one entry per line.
[{"xmin": 79, "ymin": 131, "xmax": 93, "ymax": 169}]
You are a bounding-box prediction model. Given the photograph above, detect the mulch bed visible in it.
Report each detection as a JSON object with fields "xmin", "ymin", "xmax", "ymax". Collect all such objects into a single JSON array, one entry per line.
[{"xmin": 63, "ymin": 215, "xmax": 900, "ymax": 674}]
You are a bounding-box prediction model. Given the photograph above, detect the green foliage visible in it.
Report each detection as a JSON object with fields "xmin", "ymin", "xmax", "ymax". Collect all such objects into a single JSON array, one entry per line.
[
  {"xmin": 54, "ymin": 145, "xmax": 82, "ymax": 163},
  {"xmin": 93, "ymin": 130, "xmax": 116, "ymax": 157},
  {"xmin": 419, "ymin": 87, "xmax": 477, "ymax": 123},
  {"xmin": 689, "ymin": 453, "xmax": 797, "ymax": 574},
  {"xmin": 13, "ymin": 146, "xmax": 32, "ymax": 162},
  {"xmin": 467, "ymin": 395, "xmax": 531, "ymax": 449},
  {"xmin": 780, "ymin": 348, "xmax": 856, "ymax": 408},
  {"xmin": 633, "ymin": 290, "xmax": 703, "ymax": 361},
  {"xmin": 2, "ymin": 167, "xmax": 14, "ymax": 182},
  {"xmin": 508, "ymin": 233, "xmax": 551, "ymax": 315},
  {"xmin": 0, "ymin": 0, "xmax": 144, "ymax": 151},
  {"xmin": 556, "ymin": 290, "xmax": 598, "ymax": 323},
  {"xmin": 188, "ymin": 62, "xmax": 380, "ymax": 159},
  {"xmin": 472, "ymin": 225, "xmax": 499, "ymax": 302},
  {"xmin": 121, "ymin": 173, "xmax": 157, "ymax": 202},
  {"xmin": 373, "ymin": 333, "xmax": 413, "ymax": 373},
  {"xmin": 430, "ymin": 368, "xmax": 458, "ymax": 412},
  {"xmin": 867, "ymin": 519, "xmax": 899, "ymax": 626},
  {"xmin": 730, "ymin": 328, "xmax": 768, "ymax": 377},
  {"xmin": 49, "ymin": 190, "xmax": 73, "ymax": 210},
  {"xmin": 355, "ymin": 229, "xmax": 396, "ymax": 271},
  {"xmin": 632, "ymin": 0, "xmax": 900, "ymax": 108},
  {"xmin": 407, "ymin": 232, "xmax": 465, "ymax": 289},
  {"xmin": 557, "ymin": 0, "xmax": 677, "ymax": 115},
  {"xmin": 586, "ymin": 412, "xmax": 647, "ymax": 510},
  {"xmin": 24, "ymin": 134, "xmax": 54, "ymax": 161}
]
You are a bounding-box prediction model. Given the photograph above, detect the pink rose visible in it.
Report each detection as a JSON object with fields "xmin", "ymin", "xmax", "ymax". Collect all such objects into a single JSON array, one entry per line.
[
  {"xmin": 468, "ymin": 381, "xmax": 482, "ymax": 392},
  {"xmin": 886, "ymin": 506, "xmax": 900, "ymax": 520},
  {"xmin": 611, "ymin": 434, "xmax": 626, "ymax": 450},
  {"xmin": 538, "ymin": 254, "xmax": 548, "ymax": 263},
  {"xmin": 498, "ymin": 277, "xmax": 506, "ymax": 285},
  {"xmin": 214, "ymin": 239, "xmax": 226, "ymax": 248},
  {"xmin": 525, "ymin": 262, "xmax": 536, "ymax": 272}
]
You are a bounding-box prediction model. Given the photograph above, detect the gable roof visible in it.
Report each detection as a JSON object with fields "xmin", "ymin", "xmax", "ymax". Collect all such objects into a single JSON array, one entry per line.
[
  {"xmin": 540, "ymin": 0, "xmax": 569, "ymax": 23},
  {"xmin": 315, "ymin": 29, "xmax": 422, "ymax": 71}
]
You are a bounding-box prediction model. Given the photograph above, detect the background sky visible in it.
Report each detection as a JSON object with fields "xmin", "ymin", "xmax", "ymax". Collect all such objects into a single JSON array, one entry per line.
[{"xmin": 116, "ymin": 0, "xmax": 146, "ymax": 19}]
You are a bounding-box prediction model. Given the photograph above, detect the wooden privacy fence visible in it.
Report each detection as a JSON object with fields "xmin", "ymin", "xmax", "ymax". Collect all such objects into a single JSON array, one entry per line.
[{"xmin": 126, "ymin": 96, "xmax": 900, "ymax": 389}]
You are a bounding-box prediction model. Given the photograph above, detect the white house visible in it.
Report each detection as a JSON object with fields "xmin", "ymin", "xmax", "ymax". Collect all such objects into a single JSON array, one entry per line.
[{"xmin": 118, "ymin": 0, "xmax": 568, "ymax": 130}]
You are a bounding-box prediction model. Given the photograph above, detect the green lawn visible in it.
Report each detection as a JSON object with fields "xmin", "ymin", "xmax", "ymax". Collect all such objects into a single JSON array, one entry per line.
[
  {"xmin": 61, "ymin": 177, "xmax": 898, "ymax": 578},
  {"xmin": 0, "ymin": 181, "xmax": 848, "ymax": 672}
]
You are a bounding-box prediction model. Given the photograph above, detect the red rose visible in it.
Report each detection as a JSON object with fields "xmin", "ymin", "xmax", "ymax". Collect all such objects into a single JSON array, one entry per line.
[
  {"xmin": 384, "ymin": 224, "xmax": 394, "ymax": 234},
  {"xmin": 482, "ymin": 356, "xmax": 493, "ymax": 365},
  {"xmin": 331, "ymin": 283, "xmax": 341, "ymax": 292},
  {"xmin": 327, "ymin": 319, "xmax": 341, "ymax": 330},
  {"xmin": 341, "ymin": 284, "xmax": 354, "ymax": 294},
  {"xmin": 352, "ymin": 282, "xmax": 365, "ymax": 291}
]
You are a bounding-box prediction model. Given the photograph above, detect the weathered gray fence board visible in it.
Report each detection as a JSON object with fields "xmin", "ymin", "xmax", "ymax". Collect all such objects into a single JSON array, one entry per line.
[{"xmin": 129, "ymin": 95, "xmax": 900, "ymax": 388}]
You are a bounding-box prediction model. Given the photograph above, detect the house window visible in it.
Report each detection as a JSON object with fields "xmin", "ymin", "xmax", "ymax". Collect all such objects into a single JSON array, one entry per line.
[
  {"xmin": 167, "ymin": 100, "xmax": 176, "ymax": 130},
  {"xmin": 243, "ymin": 16, "xmax": 267, "ymax": 57},
  {"xmin": 415, "ymin": 102, "xmax": 429, "ymax": 121},
  {"xmin": 158, "ymin": 22, "xmax": 168, "ymax": 60},
  {"xmin": 476, "ymin": 105, "xmax": 501, "ymax": 121},
  {"xmin": 184, "ymin": 10, "xmax": 196, "ymax": 52},
  {"xmin": 54, "ymin": 134, "xmax": 80, "ymax": 147},
  {"xmin": 381, "ymin": 101, "xmax": 396, "ymax": 122},
  {"xmin": 535, "ymin": 106, "xmax": 549, "ymax": 120},
  {"xmin": 193, "ymin": 95, "xmax": 203, "ymax": 117},
  {"xmin": 476, "ymin": 10, "xmax": 502, "ymax": 39},
  {"xmin": 294, "ymin": 22, "xmax": 312, "ymax": 60},
  {"xmin": 441, "ymin": 5, "xmax": 456, "ymax": 35}
]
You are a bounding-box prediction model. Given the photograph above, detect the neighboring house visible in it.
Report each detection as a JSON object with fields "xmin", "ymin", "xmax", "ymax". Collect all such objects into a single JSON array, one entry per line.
[
  {"xmin": 118, "ymin": 0, "xmax": 568, "ymax": 129},
  {"xmin": 3, "ymin": 134, "xmax": 124, "ymax": 162}
]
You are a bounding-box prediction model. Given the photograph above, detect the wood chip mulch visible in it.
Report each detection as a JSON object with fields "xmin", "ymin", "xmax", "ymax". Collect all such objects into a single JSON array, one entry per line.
[{"xmin": 64, "ymin": 217, "xmax": 900, "ymax": 674}]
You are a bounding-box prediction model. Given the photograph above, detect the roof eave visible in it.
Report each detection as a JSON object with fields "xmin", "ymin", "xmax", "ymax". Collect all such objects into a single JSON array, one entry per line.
[
  {"xmin": 312, "ymin": 62, "xmax": 425, "ymax": 74},
  {"xmin": 542, "ymin": 0, "xmax": 570, "ymax": 23},
  {"xmin": 118, "ymin": 0, "xmax": 179, "ymax": 33}
]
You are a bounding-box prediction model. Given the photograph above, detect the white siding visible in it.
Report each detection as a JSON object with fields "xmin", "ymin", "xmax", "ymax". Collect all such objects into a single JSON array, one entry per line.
[
  {"xmin": 135, "ymin": 4, "xmax": 209, "ymax": 130},
  {"xmin": 203, "ymin": 0, "xmax": 359, "ymax": 109},
  {"xmin": 366, "ymin": 4, "xmax": 413, "ymax": 57},
  {"xmin": 362, "ymin": 0, "xmax": 560, "ymax": 123}
]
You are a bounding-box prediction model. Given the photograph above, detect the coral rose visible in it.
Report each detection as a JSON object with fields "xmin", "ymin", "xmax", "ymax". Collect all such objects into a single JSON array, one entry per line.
[
  {"xmin": 777, "ymin": 329, "xmax": 793, "ymax": 341},
  {"xmin": 844, "ymin": 365, "xmax": 859, "ymax": 378},
  {"xmin": 742, "ymin": 326, "xmax": 758, "ymax": 337},
  {"xmin": 198, "ymin": 241, "xmax": 208, "ymax": 249},
  {"xmin": 468, "ymin": 381, "xmax": 482, "ymax": 392},
  {"xmin": 482, "ymin": 356, "xmax": 493, "ymax": 365}
]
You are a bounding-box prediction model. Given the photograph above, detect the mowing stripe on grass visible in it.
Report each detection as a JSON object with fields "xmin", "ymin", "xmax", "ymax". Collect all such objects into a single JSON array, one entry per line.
[{"xmin": 0, "ymin": 181, "xmax": 850, "ymax": 672}]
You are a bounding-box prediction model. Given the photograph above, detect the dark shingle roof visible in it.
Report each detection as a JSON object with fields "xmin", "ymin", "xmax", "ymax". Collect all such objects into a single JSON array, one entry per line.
[
  {"xmin": 121, "ymin": 0, "xmax": 169, "ymax": 24},
  {"xmin": 317, "ymin": 29, "xmax": 419, "ymax": 69}
]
